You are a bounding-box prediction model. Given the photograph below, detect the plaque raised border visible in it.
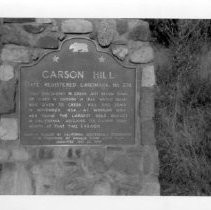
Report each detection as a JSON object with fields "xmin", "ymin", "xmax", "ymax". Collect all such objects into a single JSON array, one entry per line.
[{"xmin": 19, "ymin": 37, "xmax": 139, "ymax": 146}]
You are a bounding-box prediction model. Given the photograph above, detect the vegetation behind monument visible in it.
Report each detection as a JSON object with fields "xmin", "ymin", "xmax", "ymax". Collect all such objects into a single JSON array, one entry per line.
[{"xmin": 150, "ymin": 19, "xmax": 211, "ymax": 195}]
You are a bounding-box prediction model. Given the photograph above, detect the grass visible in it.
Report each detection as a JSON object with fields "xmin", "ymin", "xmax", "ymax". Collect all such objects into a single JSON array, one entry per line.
[{"xmin": 148, "ymin": 19, "xmax": 211, "ymax": 195}]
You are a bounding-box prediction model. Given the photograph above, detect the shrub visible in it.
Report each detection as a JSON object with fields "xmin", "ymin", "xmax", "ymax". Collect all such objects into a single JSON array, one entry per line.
[{"xmin": 150, "ymin": 19, "xmax": 211, "ymax": 195}]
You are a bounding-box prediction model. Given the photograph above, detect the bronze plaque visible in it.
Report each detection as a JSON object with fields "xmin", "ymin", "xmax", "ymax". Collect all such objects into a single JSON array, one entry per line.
[{"xmin": 20, "ymin": 38, "xmax": 136, "ymax": 145}]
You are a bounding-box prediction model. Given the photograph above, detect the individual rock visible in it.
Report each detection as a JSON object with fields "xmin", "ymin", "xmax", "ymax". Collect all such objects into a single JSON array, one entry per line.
[
  {"xmin": 128, "ymin": 19, "xmax": 140, "ymax": 29},
  {"xmin": 0, "ymin": 118, "xmax": 18, "ymax": 140},
  {"xmin": 53, "ymin": 147, "xmax": 69, "ymax": 159},
  {"xmin": 11, "ymin": 147, "xmax": 30, "ymax": 161},
  {"xmin": 31, "ymin": 48, "xmax": 45, "ymax": 61},
  {"xmin": 86, "ymin": 148, "xmax": 105, "ymax": 160},
  {"xmin": 127, "ymin": 146, "xmax": 143, "ymax": 158},
  {"xmin": 139, "ymin": 182, "xmax": 160, "ymax": 195},
  {"xmin": 1, "ymin": 24, "xmax": 36, "ymax": 46},
  {"xmin": 153, "ymin": 156, "xmax": 160, "ymax": 176},
  {"xmin": 143, "ymin": 174, "xmax": 159, "ymax": 183},
  {"xmin": 89, "ymin": 30, "xmax": 98, "ymax": 40},
  {"xmin": 107, "ymin": 146, "xmax": 122, "ymax": 152},
  {"xmin": 23, "ymin": 24, "xmax": 45, "ymax": 34},
  {"xmin": 143, "ymin": 148, "xmax": 152, "ymax": 174},
  {"xmin": 0, "ymin": 79, "xmax": 17, "ymax": 114},
  {"xmin": 0, "ymin": 163, "xmax": 16, "ymax": 194},
  {"xmin": 1, "ymin": 44, "xmax": 31, "ymax": 63},
  {"xmin": 115, "ymin": 176, "xmax": 141, "ymax": 195},
  {"xmin": 97, "ymin": 20, "xmax": 115, "ymax": 47},
  {"xmin": 1, "ymin": 25, "xmax": 56, "ymax": 49},
  {"xmin": 111, "ymin": 45, "xmax": 128, "ymax": 61},
  {"xmin": 3, "ymin": 18, "xmax": 35, "ymax": 23},
  {"xmin": 63, "ymin": 161, "xmax": 77, "ymax": 167},
  {"xmin": 31, "ymin": 164, "xmax": 56, "ymax": 194},
  {"xmin": 129, "ymin": 45, "xmax": 154, "ymax": 63},
  {"xmin": 57, "ymin": 32, "xmax": 66, "ymax": 41},
  {"xmin": 36, "ymin": 35, "xmax": 59, "ymax": 49},
  {"xmin": 0, "ymin": 148, "xmax": 10, "ymax": 161},
  {"xmin": 61, "ymin": 19, "xmax": 93, "ymax": 33},
  {"xmin": 143, "ymin": 145, "xmax": 159, "ymax": 175},
  {"xmin": 0, "ymin": 164, "xmax": 33, "ymax": 195},
  {"xmin": 112, "ymin": 34, "xmax": 128, "ymax": 45},
  {"xmin": 128, "ymin": 40, "xmax": 147, "ymax": 51},
  {"xmin": 67, "ymin": 148, "xmax": 73, "ymax": 158},
  {"xmin": 38, "ymin": 147, "xmax": 54, "ymax": 159},
  {"xmin": 110, "ymin": 155, "xmax": 139, "ymax": 175},
  {"xmin": 128, "ymin": 20, "xmax": 150, "ymax": 41},
  {"xmin": 83, "ymin": 149, "xmax": 107, "ymax": 173},
  {"xmin": 31, "ymin": 162, "xmax": 67, "ymax": 194},
  {"xmin": 64, "ymin": 178, "xmax": 91, "ymax": 195},
  {"xmin": 92, "ymin": 181, "xmax": 112, "ymax": 195},
  {"xmin": 15, "ymin": 164, "xmax": 33, "ymax": 194},
  {"xmin": 36, "ymin": 18, "xmax": 52, "ymax": 24},
  {"xmin": 141, "ymin": 65, "xmax": 155, "ymax": 87},
  {"xmin": 116, "ymin": 19, "xmax": 128, "ymax": 35},
  {"xmin": 51, "ymin": 25, "xmax": 59, "ymax": 32},
  {"xmin": 75, "ymin": 148, "xmax": 82, "ymax": 158},
  {"xmin": 0, "ymin": 64, "xmax": 14, "ymax": 81},
  {"xmin": 85, "ymin": 156, "xmax": 107, "ymax": 173},
  {"xmin": 140, "ymin": 87, "xmax": 154, "ymax": 121},
  {"xmin": 141, "ymin": 120, "xmax": 155, "ymax": 145}
]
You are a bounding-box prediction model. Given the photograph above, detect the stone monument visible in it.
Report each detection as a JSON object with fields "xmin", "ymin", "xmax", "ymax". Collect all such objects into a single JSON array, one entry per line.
[{"xmin": 0, "ymin": 18, "xmax": 159, "ymax": 195}]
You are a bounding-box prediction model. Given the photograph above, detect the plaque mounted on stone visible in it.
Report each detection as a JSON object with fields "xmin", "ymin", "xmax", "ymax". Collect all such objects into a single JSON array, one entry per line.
[{"xmin": 20, "ymin": 38, "xmax": 137, "ymax": 145}]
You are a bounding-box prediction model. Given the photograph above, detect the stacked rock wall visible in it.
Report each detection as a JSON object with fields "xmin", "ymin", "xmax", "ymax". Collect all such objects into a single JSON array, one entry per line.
[{"xmin": 0, "ymin": 18, "xmax": 159, "ymax": 195}]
